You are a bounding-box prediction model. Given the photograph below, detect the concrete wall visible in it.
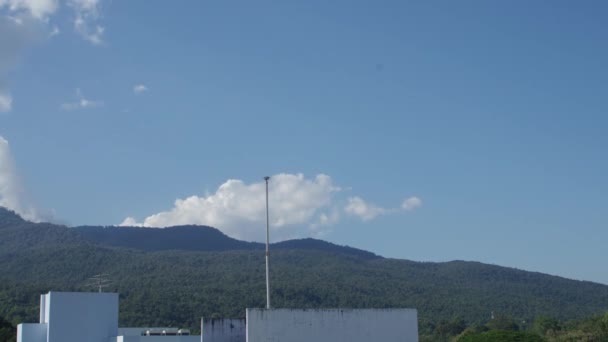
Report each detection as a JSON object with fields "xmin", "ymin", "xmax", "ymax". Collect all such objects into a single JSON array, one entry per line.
[
  {"xmin": 118, "ymin": 328, "xmax": 147, "ymax": 336},
  {"xmin": 42, "ymin": 293, "xmax": 50, "ymax": 326},
  {"xmin": 114, "ymin": 336, "xmax": 200, "ymax": 342},
  {"xmin": 46, "ymin": 292, "xmax": 119, "ymax": 342},
  {"xmin": 246, "ymin": 308, "xmax": 418, "ymax": 342},
  {"xmin": 17, "ymin": 323, "xmax": 47, "ymax": 342},
  {"xmin": 39, "ymin": 295, "xmax": 46, "ymax": 323},
  {"xmin": 202, "ymin": 318, "xmax": 245, "ymax": 342},
  {"xmin": 115, "ymin": 337, "xmax": 140, "ymax": 342},
  {"xmin": 118, "ymin": 327, "xmax": 180, "ymax": 336}
]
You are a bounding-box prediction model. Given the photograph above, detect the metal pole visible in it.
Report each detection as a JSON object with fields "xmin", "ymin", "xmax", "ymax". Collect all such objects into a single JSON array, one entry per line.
[{"xmin": 264, "ymin": 176, "xmax": 271, "ymax": 309}]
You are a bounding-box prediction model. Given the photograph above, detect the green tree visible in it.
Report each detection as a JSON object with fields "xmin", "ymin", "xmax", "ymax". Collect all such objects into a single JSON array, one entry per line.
[
  {"xmin": 457, "ymin": 330, "xmax": 545, "ymax": 342},
  {"xmin": 436, "ymin": 317, "xmax": 467, "ymax": 337},
  {"xmin": 487, "ymin": 315, "xmax": 519, "ymax": 332},
  {"xmin": 0, "ymin": 316, "xmax": 16, "ymax": 342},
  {"xmin": 532, "ymin": 316, "xmax": 560, "ymax": 336}
]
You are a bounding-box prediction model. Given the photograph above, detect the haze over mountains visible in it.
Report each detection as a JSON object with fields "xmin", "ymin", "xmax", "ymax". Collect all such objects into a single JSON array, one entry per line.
[{"xmin": 1, "ymin": 206, "xmax": 608, "ymax": 332}]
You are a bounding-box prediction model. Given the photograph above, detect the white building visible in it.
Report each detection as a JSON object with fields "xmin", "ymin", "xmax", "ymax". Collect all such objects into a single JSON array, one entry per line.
[
  {"xmin": 17, "ymin": 292, "xmax": 418, "ymax": 342},
  {"xmin": 17, "ymin": 292, "xmax": 199, "ymax": 342}
]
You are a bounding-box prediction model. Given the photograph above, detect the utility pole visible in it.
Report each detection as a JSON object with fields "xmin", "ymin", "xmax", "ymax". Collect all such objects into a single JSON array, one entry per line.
[{"xmin": 264, "ymin": 176, "xmax": 271, "ymax": 309}]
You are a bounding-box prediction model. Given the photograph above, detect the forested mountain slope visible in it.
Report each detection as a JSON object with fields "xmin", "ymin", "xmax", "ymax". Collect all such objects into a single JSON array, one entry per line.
[
  {"xmin": 74, "ymin": 224, "xmax": 379, "ymax": 259},
  {"xmin": 1, "ymin": 207, "xmax": 607, "ymax": 333}
]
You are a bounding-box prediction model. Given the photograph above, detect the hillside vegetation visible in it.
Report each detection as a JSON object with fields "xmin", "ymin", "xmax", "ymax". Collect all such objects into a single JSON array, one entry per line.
[{"xmin": 1, "ymin": 207, "xmax": 607, "ymax": 340}]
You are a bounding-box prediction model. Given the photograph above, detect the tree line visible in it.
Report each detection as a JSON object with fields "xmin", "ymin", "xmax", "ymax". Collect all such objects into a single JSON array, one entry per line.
[{"xmin": 421, "ymin": 312, "xmax": 608, "ymax": 341}]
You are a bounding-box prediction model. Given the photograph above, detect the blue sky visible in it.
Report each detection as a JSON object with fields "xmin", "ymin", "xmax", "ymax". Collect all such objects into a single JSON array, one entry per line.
[{"xmin": 1, "ymin": 1, "xmax": 607, "ymax": 284}]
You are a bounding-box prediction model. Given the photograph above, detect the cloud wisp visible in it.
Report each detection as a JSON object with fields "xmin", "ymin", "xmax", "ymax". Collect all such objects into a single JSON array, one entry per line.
[
  {"xmin": 133, "ymin": 84, "xmax": 148, "ymax": 94},
  {"xmin": 61, "ymin": 88, "xmax": 102, "ymax": 110},
  {"xmin": 0, "ymin": 92, "xmax": 12, "ymax": 112},
  {"xmin": 0, "ymin": 0, "xmax": 107, "ymax": 45},
  {"xmin": 120, "ymin": 173, "xmax": 422, "ymax": 241},
  {"xmin": 0, "ymin": 135, "xmax": 39, "ymax": 221},
  {"xmin": 402, "ymin": 196, "xmax": 422, "ymax": 211},
  {"xmin": 48, "ymin": 25, "xmax": 59, "ymax": 37},
  {"xmin": 0, "ymin": 0, "xmax": 108, "ymax": 111},
  {"xmin": 69, "ymin": 0, "xmax": 104, "ymax": 45},
  {"xmin": 0, "ymin": 14, "xmax": 47, "ymax": 113},
  {"xmin": 0, "ymin": 0, "xmax": 59, "ymax": 19},
  {"xmin": 345, "ymin": 195, "xmax": 422, "ymax": 221},
  {"xmin": 344, "ymin": 196, "xmax": 387, "ymax": 221}
]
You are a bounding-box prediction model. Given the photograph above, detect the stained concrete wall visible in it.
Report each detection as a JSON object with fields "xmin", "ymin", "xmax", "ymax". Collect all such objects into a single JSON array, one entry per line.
[
  {"xmin": 17, "ymin": 323, "xmax": 47, "ymax": 342},
  {"xmin": 246, "ymin": 308, "xmax": 418, "ymax": 342},
  {"xmin": 202, "ymin": 318, "xmax": 246, "ymax": 342}
]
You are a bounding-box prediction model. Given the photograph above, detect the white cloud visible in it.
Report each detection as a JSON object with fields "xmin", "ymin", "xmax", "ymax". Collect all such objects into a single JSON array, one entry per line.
[
  {"xmin": 120, "ymin": 173, "xmax": 342, "ymax": 241},
  {"xmin": 120, "ymin": 172, "xmax": 423, "ymax": 239},
  {"xmin": 61, "ymin": 88, "xmax": 102, "ymax": 110},
  {"xmin": 0, "ymin": 92, "xmax": 12, "ymax": 112},
  {"xmin": 345, "ymin": 195, "xmax": 423, "ymax": 221},
  {"xmin": 0, "ymin": 136, "xmax": 19, "ymax": 209},
  {"xmin": 0, "ymin": 134, "xmax": 39, "ymax": 221},
  {"xmin": 74, "ymin": 18, "xmax": 103, "ymax": 45},
  {"xmin": 69, "ymin": 0, "xmax": 97, "ymax": 13},
  {"xmin": 317, "ymin": 210, "xmax": 340, "ymax": 227},
  {"xmin": 308, "ymin": 209, "xmax": 340, "ymax": 237},
  {"xmin": 69, "ymin": 0, "xmax": 104, "ymax": 45},
  {"xmin": 0, "ymin": 14, "xmax": 47, "ymax": 113},
  {"xmin": 120, "ymin": 216, "xmax": 139, "ymax": 226},
  {"xmin": 402, "ymin": 196, "xmax": 422, "ymax": 211},
  {"xmin": 344, "ymin": 196, "xmax": 387, "ymax": 221},
  {"xmin": 0, "ymin": 0, "xmax": 107, "ymax": 111},
  {"xmin": 0, "ymin": 0, "xmax": 106, "ymax": 47},
  {"xmin": 133, "ymin": 84, "xmax": 147, "ymax": 94},
  {"xmin": 0, "ymin": 0, "xmax": 59, "ymax": 19}
]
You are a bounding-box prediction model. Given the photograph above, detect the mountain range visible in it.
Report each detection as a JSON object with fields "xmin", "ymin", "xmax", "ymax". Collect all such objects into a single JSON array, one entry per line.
[{"xmin": 1, "ymin": 207, "xmax": 607, "ymax": 333}]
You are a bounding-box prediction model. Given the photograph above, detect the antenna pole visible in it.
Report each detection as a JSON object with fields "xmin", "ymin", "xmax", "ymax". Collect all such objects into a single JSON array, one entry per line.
[
  {"xmin": 264, "ymin": 176, "xmax": 271, "ymax": 309},
  {"xmin": 85, "ymin": 274, "xmax": 111, "ymax": 293}
]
